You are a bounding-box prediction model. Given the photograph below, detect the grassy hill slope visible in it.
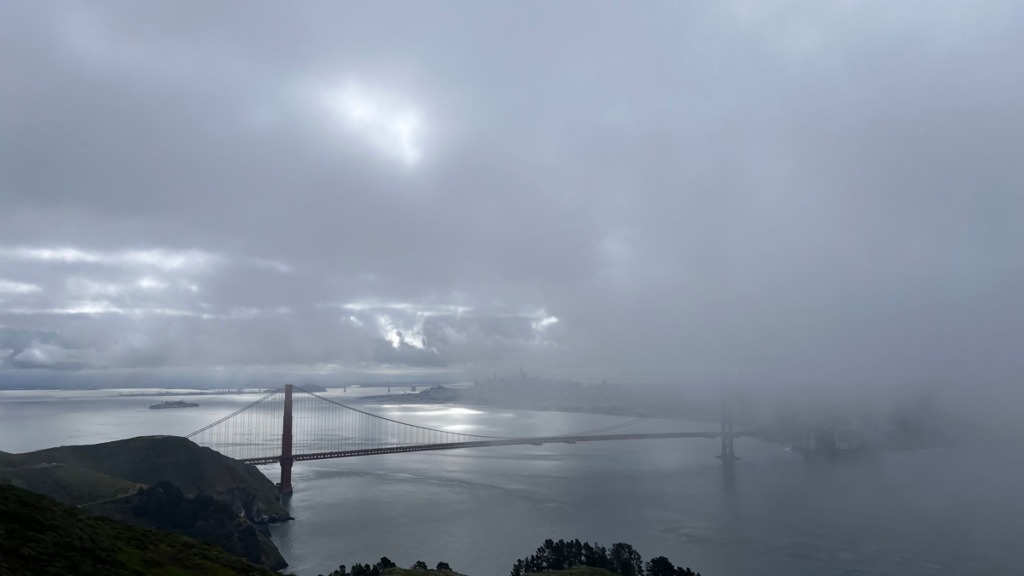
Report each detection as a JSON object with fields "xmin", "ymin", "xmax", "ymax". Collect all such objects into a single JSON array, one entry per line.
[
  {"xmin": 84, "ymin": 482, "xmax": 287, "ymax": 571},
  {"xmin": 0, "ymin": 436, "xmax": 288, "ymax": 522},
  {"xmin": 0, "ymin": 463, "xmax": 143, "ymax": 505},
  {"xmin": 0, "ymin": 482, "xmax": 277, "ymax": 576}
]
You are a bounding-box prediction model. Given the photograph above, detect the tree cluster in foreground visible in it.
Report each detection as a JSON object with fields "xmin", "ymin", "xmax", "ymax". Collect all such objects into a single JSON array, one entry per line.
[
  {"xmin": 318, "ymin": 539, "xmax": 701, "ymax": 576},
  {"xmin": 321, "ymin": 557, "xmax": 454, "ymax": 576},
  {"xmin": 509, "ymin": 539, "xmax": 701, "ymax": 576}
]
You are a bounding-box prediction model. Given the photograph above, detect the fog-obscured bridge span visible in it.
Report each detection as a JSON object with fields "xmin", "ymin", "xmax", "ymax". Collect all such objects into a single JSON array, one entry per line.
[{"xmin": 186, "ymin": 384, "xmax": 748, "ymax": 492}]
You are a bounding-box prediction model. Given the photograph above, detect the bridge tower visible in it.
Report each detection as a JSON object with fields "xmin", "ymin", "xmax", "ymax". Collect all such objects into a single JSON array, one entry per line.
[
  {"xmin": 716, "ymin": 401, "xmax": 740, "ymax": 462},
  {"xmin": 280, "ymin": 383, "xmax": 294, "ymax": 494}
]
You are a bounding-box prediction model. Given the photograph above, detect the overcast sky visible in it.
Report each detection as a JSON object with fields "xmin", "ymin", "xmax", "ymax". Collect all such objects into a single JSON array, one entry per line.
[{"xmin": 1, "ymin": 1, "xmax": 1022, "ymax": 388}]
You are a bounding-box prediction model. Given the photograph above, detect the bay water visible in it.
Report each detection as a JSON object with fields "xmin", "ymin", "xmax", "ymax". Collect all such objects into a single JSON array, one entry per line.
[{"xmin": 1, "ymin": 389, "xmax": 1021, "ymax": 576}]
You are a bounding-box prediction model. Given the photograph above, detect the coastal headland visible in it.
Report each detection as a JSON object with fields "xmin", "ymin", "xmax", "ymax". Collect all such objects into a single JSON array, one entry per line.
[{"xmin": 0, "ymin": 436, "xmax": 289, "ymax": 570}]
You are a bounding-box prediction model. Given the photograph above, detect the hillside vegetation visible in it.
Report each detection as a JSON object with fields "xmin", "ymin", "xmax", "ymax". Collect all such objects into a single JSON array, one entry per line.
[
  {"xmin": 0, "ymin": 463, "xmax": 143, "ymax": 505},
  {"xmin": 0, "ymin": 436, "xmax": 289, "ymax": 569},
  {"xmin": 509, "ymin": 539, "xmax": 701, "ymax": 576},
  {"xmin": 380, "ymin": 565, "xmax": 468, "ymax": 569},
  {"xmin": 0, "ymin": 482, "xmax": 276, "ymax": 576},
  {"xmin": 525, "ymin": 569, "xmax": 620, "ymax": 576},
  {"xmin": 0, "ymin": 436, "xmax": 288, "ymax": 522},
  {"xmin": 320, "ymin": 539, "xmax": 702, "ymax": 576}
]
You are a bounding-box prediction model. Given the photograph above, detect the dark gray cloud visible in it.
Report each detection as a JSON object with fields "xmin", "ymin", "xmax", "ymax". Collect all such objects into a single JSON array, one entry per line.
[{"xmin": 1, "ymin": 1, "xmax": 1022, "ymax": 387}]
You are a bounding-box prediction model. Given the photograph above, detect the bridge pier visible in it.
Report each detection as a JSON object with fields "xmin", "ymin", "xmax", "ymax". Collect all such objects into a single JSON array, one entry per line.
[
  {"xmin": 716, "ymin": 401, "xmax": 740, "ymax": 462},
  {"xmin": 190, "ymin": 383, "xmax": 753, "ymax": 497},
  {"xmin": 280, "ymin": 384, "xmax": 294, "ymax": 494}
]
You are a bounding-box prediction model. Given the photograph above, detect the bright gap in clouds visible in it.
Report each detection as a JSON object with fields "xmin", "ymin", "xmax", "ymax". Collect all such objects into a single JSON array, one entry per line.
[
  {"xmin": 0, "ymin": 280, "xmax": 42, "ymax": 294},
  {"xmin": 533, "ymin": 315, "xmax": 559, "ymax": 331},
  {"xmin": 322, "ymin": 82, "xmax": 423, "ymax": 166},
  {"xmin": 0, "ymin": 247, "xmax": 216, "ymax": 271}
]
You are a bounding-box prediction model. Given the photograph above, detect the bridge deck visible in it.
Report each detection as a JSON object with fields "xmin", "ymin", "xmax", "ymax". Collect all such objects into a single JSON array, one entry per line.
[{"xmin": 239, "ymin": 431, "xmax": 755, "ymax": 465}]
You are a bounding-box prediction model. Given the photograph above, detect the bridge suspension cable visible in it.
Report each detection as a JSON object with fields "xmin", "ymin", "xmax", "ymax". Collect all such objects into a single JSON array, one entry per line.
[
  {"xmin": 186, "ymin": 389, "xmax": 286, "ymax": 462},
  {"xmin": 186, "ymin": 386, "xmax": 502, "ymax": 462},
  {"xmin": 301, "ymin": 392, "xmax": 656, "ymax": 439},
  {"xmin": 558, "ymin": 417, "xmax": 651, "ymax": 436},
  {"xmin": 185, "ymin": 386, "xmax": 658, "ymax": 463},
  {"xmin": 184, "ymin": 385, "xmax": 745, "ymax": 493}
]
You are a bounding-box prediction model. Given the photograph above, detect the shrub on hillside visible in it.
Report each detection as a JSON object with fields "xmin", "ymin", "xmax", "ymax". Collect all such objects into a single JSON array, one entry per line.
[{"xmin": 509, "ymin": 538, "xmax": 701, "ymax": 576}]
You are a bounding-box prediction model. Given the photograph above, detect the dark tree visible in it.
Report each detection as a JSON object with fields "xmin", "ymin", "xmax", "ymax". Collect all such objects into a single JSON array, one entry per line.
[
  {"xmin": 350, "ymin": 563, "xmax": 375, "ymax": 576},
  {"xmin": 646, "ymin": 556, "xmax": 676, "ymax": 576},
  {"xmin": 331, "ymin": 538, "xmax": 703, "ymax": 576},
  {"xmin": 582, "ymin": 541, "xmax": 609, "ymax": 569},
  {"xmin": 511, "ymin": 539, "xmax": 619, "ymax": 574},
  {"xmin": 610, "ymin": 542, "xmax": 644, "ymax": 576}
]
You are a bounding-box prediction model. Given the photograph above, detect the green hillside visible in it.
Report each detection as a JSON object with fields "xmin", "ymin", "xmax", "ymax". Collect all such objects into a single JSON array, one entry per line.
[
  {"xmin": 84, "ymin": 481, "xmax": 287, "ymax": 570},
  {"xmin": 0, "ymin": 437, "xmax": 289, "ymax": 570},
  {"xmin": 0, "ymin": 436, "xmax": 288, "ymax": 522},
  {"xmin": 0, "ymin": 463, "xmax": 143, "ymax": 505},
  {"xmin": 0, "ymin": 482, "xmax": 277, "ymax": 576}
]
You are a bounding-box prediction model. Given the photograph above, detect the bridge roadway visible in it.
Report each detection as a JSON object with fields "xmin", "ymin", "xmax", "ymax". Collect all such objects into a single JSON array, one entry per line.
[{"xmin": 239, "ymin": 431, "xmax": 756, "ymax": 466}]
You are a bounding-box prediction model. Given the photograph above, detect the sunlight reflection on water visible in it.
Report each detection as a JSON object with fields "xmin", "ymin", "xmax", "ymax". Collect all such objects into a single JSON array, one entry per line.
[{"xmin": 2, "ymin": 390, "xmax": 1023, "ymax": 576}]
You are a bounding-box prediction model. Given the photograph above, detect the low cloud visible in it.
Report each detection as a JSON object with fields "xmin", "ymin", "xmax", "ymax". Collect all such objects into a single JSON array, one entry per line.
[
  {"xmin": 0, "ymin": 278, "xmax": 559, "ymax": 373},
  {"xmin": 1, "ymin": 2, "xmax": 1022, "ymax": 387},
  {"xmin": 11, "ymin": 340, "xmax": 92, "ymax": 370},
  {"xmin": 0, "ymin": 280, "xmax": 42, "ymax": 294},
  {"xmin": 0, "ymin": 247, "xmax": 217, "ymax": 272}
]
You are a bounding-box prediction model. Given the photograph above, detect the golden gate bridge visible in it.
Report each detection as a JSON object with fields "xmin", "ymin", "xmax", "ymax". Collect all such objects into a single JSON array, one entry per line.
[{"xmin": 186, "ymin": 384, "xmax": 747, "ymax": 493}]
